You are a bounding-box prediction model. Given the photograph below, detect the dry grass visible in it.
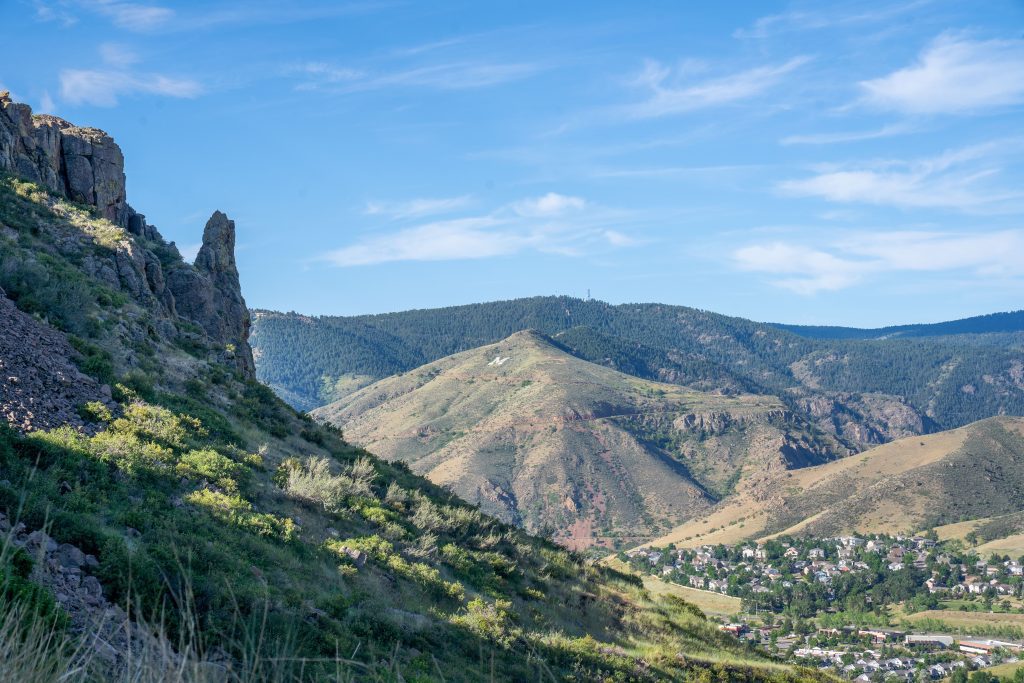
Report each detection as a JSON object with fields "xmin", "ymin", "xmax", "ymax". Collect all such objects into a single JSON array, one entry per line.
[
  {"xmin": 976, "ymin": 533, "xmax": 1024, "ymax": 558},
  {"xmin": 604, "ymin": 558, "xmax": 742, "ymax": 617},
  {"xmin": 640, "ymin": 418, "xmax": 1021, "ymax": 551},
  {"xmin": 901, "ymin": 609, "xmax": 1024, "ymax": 629}
]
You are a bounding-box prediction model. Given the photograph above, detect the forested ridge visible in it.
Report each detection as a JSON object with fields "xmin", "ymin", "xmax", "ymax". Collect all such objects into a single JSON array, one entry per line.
[
  {"xmin": 773, "ymin": 309, "xmax": 1024, "ymax": 340},
  {"xmin": 250, "ymin": 297, "xmax": 1024, "ymax": 436}
]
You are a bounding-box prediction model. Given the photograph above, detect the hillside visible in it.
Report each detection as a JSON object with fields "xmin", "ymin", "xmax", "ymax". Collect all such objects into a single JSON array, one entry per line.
[
  {"xmin": 312, "ymin": 330, "xmax": 846, "ymax": 550},
  {"xmin": 774, "ymin": 309, "xmax": 1024, "ymax": 340},
  {"xmin": 644, "ymin": 416, "xmax": 1024, "ymax": 549},
  {"xmin": 250, "ymin": 300, "xmax": 1024, "ymax": 449},
  {"xmin": 0, "ymin": 93, "xmax": 833, "ymax": 682}
]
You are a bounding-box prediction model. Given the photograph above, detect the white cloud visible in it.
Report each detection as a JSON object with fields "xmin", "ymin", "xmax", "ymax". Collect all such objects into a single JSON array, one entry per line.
[
  {"xmin": 98, "ymin": 42, "xmax": 140, "ymax": 67},
  {"xmin": 59, "ymin": 44, "xmax": 201, "ymax": 106},
  {"xmin": 324, "ymin": 193, "xmax": 638, "ymax": 266},
  {"xmin": 292, "ymin": 60, "xmax": 539, "ymax": 93},
  {"xmin": 38, "ymin": 91, "xmax": 56, "ymax": 114},
  {"xmin": 364, "ymin": 196, "xmax": 473, "ymax": 220},
  {"xmin": 860, "ymin": 34, "xmax": 1024, "ymax": 115},
  {"xmin": 621, "ymin": 56, "xmax": 810, "ymax": 119},
  {"xmin": 512, "ymin": 192, "xmax": 585, "ymax": 217},
  {"xmin": 60, "ymin": 69, "xmax": 201, "ymax": 106},
  {"xmin": 779, "ymin": 141, "xmax": 1023, "ymax": 210},
  {"xmin": 734, "ymin": 1, "xmax": 930, "ymax": 39},
  {"xmin": 85, "ymin": 1, "xmax": 174, "ymax": 31},
  {"xmin": 323, "ymin": 217, "xmax": 515, "ymax": 266},
  {"xmin": 734, "ymin": 230, "xmax": 1024, "ymax": 294},
  {"xmin": 603, "ymin": 230, "xmax": 639, "ymax": 247},
  {"xmin": 780, "ymin": 123, "xmax": 916, "ymax": 146}
]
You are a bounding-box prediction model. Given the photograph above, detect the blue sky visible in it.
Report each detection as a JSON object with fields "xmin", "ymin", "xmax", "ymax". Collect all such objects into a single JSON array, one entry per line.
[{"xmin": 2, "ymin": 0, "xmax": 1024, "ymax": 326}]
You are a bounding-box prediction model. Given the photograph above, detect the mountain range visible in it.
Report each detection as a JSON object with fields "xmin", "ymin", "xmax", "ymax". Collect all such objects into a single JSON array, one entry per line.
[{"xmin": 252, "ymin": 299, "xmax": 1024, "ymax": 451}]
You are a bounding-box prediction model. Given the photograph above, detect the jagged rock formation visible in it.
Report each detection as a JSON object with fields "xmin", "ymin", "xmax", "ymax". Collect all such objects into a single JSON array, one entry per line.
[
  {"xmin": 0, "ymin": 92, "xmax": 255, "ymax": 384},
  {"xmin": 168, "ymin": 212, "xmax": 255, "ymax": 375}
]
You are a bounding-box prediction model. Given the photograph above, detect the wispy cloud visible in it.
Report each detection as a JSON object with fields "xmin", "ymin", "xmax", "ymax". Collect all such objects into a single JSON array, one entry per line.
[
  {"xmin": 323, "ymin": 193, "xmax": 635, "ymax": 266},
  {"xmin": 511, "ymin": 192, "xmax": 585, "ymax": 217},
  {"xmin": 619, "ymin": 56, "xmax": 810, "ymax": 119},
  {"xmin": 734, "ymin": 230, "xmax": 1024, "ymax": 294},
  {"xmin": 780, "ymin": 122, "xmax": 916, "ymax": 146},
  {"xmin": 364, "ymin": 196, "xmax": 473, "ymax": 220},
  {"xmin": 290, "ymin": 60, "xmax": 539, "ymax": 93},
  {"xmin": 859, "ymin": 33, "xmax": 1024, "ymax": 115},
  {"xmin": 59, "ymin": 43, "xmax": 201, "ymax": 106},
  {"xmin": 35, "ymin": 1, "xmax": 174, "ymax": 31},
  {"xmin": 734, "ymin": 1, "xmax": 931, "ymax": 39},
  {"xmin": 779, "ymin": 141, "xmax": 1024, "ymax": 210},
  {"xmin": 86, "ymin": 0, "xmax": 174, "ymax": 31}
]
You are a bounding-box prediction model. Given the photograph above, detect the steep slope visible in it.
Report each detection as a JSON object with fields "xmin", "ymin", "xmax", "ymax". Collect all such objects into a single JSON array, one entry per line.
[
  {"xmin": 646, "ymin": 416, "xmax": 1024, "ymax": 549},
  {"xmin": 313, "ymin": 331, "xmax": 846, "ymax": 549},
  {"xmin": 251, "ymin": 299, "xmax": 1024, "ymax": 449},
  {"xmin": 0, "ymin": 94, "xmax": 832, "ymax": 682}
]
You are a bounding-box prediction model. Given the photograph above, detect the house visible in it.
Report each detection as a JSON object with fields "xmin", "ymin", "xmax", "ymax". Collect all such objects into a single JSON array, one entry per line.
[
  {"xmin": 707, "ymin": 579, "xmax": 728, "ymax": 593},
  {"xmin": 808, "ymin": 548, "xmax": 825, "ymax": 559},
  {"xmin": 905, "ymin": 634, "xmax": 953, "ymax": 648},
  {"xmin": 741, "ymin": 547, "xmax": 757, "ymax": 560},
  {"xmin": 784, "ymin": 547, "xmax": 800, "ymax": 559},
  {"xmin": 960, "ymin": 640, "xmax": 996, "ymax": 655},
  {"xmin": 687, "ymin": 575, "xmax": 706, "ymax": 589}
]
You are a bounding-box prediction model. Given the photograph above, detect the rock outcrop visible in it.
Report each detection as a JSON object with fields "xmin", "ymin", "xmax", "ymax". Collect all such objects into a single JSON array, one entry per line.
[
  {"xmin": 0, "ymin": 92, "xmax": 129, "ymax": 226},
  {"xmin": 0, "ymin": 93, "xmax": 256, "ymax": 384},
  {"xmin": 169, "ymin": 212, "xmax": 256, "ymax": 375}
]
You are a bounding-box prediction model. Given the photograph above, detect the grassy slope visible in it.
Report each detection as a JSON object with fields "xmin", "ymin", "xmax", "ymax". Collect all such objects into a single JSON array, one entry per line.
[
  {"xmin": 644, "ymin": 417, "xmax": 1024, "ymax": 549},
  {"xmin": 0, "ymin": 173, "xmax": 836, "ymax": 682},
  {"xmin": 312, "ymin": 330, "xmax": 843, "ymax": 550}
]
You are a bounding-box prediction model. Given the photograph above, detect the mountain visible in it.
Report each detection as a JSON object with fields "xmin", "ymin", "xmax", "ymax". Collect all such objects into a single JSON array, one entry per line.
[
  {"xmin": 644, "ymin": 416, "xmax": 1024, "ymax": 550},
  {"xmin": 313, "ymin": 330, "xmax": 847, "ymax": 549},
  {"xmin": 0, "ymin": 92, "xmax": 836, "ymax": 682},
  {"xmin": 251, "ymin": 298, "xmax": 1024, "ymax": 447},
  {"xmin": 773, "ymin": 309, "xmax": 1024, "ymax": 340}
]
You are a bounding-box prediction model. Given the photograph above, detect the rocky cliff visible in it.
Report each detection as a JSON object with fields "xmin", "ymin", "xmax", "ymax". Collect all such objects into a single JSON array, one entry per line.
[{"xmin": 0, "ymin": 92, "xmax": 254, "ymax": 381}]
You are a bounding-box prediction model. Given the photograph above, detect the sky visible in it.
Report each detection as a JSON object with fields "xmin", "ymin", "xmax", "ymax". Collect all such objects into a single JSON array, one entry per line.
[{"xmin": 2, "ymin": 0, "xmax": 1024, "ymax": 327}]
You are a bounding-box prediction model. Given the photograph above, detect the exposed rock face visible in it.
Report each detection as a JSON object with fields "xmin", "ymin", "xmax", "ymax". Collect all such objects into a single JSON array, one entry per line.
[
  {"xmin": 0, "ymin": 92, "xmax": 129, "ymax": 225},
  {"xmin": 168, "ymin": 212, "xmax": 255, "ymax": 375},
  {"xmin": 0, "ymin": 93, "xmax": 257, "ymax": 385}
]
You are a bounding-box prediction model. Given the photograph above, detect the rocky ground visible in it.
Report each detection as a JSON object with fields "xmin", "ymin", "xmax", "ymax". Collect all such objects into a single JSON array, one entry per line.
[
  {"xmin": 0, "ymin": 511, "xmax": 180, "ymax": 678},
  {"xmin": 0, "ymin": 291, "xmax": 115, "ymax": 432}
]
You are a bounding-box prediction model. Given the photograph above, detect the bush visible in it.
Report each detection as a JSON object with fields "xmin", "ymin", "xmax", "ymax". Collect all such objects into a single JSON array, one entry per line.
[{"xmin": 283, "ymin": 456, "xmax": 376, "ymax": 512}]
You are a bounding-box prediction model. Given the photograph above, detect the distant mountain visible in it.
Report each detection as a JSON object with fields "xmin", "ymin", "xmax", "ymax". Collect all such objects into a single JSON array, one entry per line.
[
  {"xmin": 773, "ymin": 309, "xmax": 1024, "ymax": 340},
  {"xmin": 312, "ymin": 330, "xmax": 846, "ymax": 549},
  {"xmin": 251, "ymin": 297, "xmax": 1024, "ymax": 444},
  {"xmin": 645, "ymin": 416, "xmax": 1024, "ymax": 549}
]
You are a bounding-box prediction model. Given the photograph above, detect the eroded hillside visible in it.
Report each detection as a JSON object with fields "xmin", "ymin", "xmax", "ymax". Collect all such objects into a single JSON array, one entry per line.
[
  {"xmin": 313, "ymin": 330, "xmax": 846, "ymax": 549},
  {"xmin": 644, "ymin": 416, "xmax": 1024, "ymax": 550}
]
